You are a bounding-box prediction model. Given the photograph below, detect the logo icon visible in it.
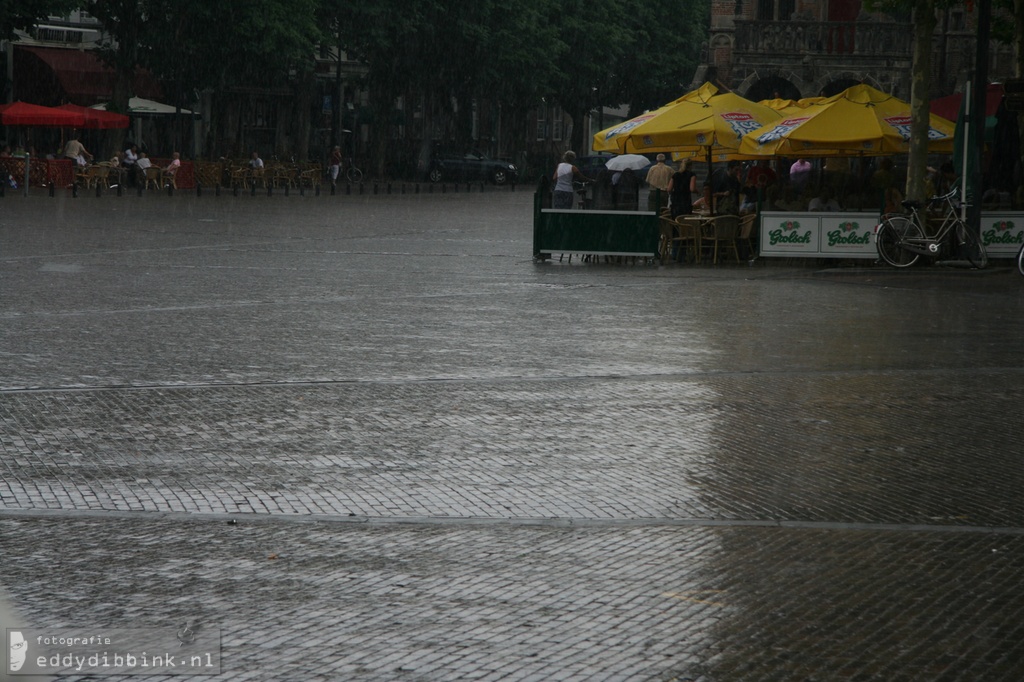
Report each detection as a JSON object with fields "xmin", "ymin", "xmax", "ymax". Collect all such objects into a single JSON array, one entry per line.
[{"xmin": 9, "ymin": 631, "xmax": 27, "ymax": 672}]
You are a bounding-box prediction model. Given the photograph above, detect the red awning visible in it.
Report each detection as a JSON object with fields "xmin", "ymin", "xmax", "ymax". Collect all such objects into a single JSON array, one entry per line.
[
  {"xmin": 56, "ymin": 103, "xmax": 130, "ymax": 129},
  {"xmin": 0, "ymin": 101, "xmax": 87, "ymax": 127},
  {"xmin": 14, "ymin": 45, "xmax": 162, "ymax": 106},
  {"xmin": 930, "ymin": 84, "xmax": 1004, "ymax": 122}
]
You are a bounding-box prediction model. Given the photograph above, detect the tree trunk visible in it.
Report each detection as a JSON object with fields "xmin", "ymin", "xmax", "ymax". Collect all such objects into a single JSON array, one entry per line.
[
  {"xmin": 906, "ymin": 0, "xmax": 935, "ymax": 202},
  {"xmin": 565, "ymin": 103, "xmax": 587, "ymax": 157}
]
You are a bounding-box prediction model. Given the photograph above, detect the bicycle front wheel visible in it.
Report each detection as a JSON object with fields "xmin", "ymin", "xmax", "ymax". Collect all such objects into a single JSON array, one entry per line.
[
  {"xmin": 1016, "ymin": 242, "xmax": 1024, "ymax": 276},
  {"xmin": 955, "ymin": 221, "xmax": 987, "ymax": 269},
  {"xmin": 875, "ymin": 216, "xmax": 922, "ymax": 267},
  {"xmin": 347, "ymin": 167, "xmax": 363, "ymax": 183}
]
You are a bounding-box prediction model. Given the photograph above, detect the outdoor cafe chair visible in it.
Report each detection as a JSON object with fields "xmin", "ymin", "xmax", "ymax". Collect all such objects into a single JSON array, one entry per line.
[
  {"xmin": 79, "ymin": 164, "xmax": 110, "ymax": 190},
  {"xmin": 699, "ymin": 214, "xmax": 741, "ymax": 264},
  {"xmin": 229, "ymin": 166, "xmax": 250, "ymax": 190},
  {"xmin": 299, "ymin": 163, "xmax": 322, "ymax": 189},
  {"xmin": 737, "ymin": 213, "xmax": 757, "ymax": 260},
  {"xmin": 143, "ymin": 166, "xmax": 163, "ymax": 190},
  {"xmin": 658, "ymin": 215, "xmax": 677, "ymax": 264},
  {"xmin": 270, "ymin": 164, "xmax": 298, "ymax": 189},
  {"xmin": 669, "ymin": 215, "xmax": 705, "ymax": 264}
]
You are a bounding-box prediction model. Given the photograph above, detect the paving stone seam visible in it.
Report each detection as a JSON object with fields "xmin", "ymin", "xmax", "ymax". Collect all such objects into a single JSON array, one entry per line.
[
  {"xmin": 2, "ymin": 508, "xmax": 1022, "ymax": 536},
  {"xmin": 3, "ymin": 365, "xmax": 1022, "ymax": 395}
]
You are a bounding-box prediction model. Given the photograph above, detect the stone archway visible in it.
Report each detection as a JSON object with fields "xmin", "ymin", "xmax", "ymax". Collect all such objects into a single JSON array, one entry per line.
[
  {"xmin": 809, "ymin": 72, "xmax": 883, "ymax": 98},
  {"xmin": 742, "ymin": 75, "xmax": 803, "ymax": 102}
]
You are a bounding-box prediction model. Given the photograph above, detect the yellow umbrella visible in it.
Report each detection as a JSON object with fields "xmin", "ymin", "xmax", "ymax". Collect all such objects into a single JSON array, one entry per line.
[
  {"xmin": 758, "ymin": 97, "xmax": 825, "ymax": 117},
  {"xmin": 739, "ymin": 84, "xmax": 956, "ymax": 157},
  {"xmin": 593, "ymin": 82, "xmax": 782, "ymax": 157}
]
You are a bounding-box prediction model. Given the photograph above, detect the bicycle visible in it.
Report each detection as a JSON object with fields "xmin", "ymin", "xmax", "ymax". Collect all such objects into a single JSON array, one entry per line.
[
  {"xmin": 874, "ymin": 186, "xmax": 987, "ymax": 269},
  {"xmin": 345, "ymin": 158, "xmax": 363, "ymax": 183},
  {"xmin": 1017, "ymin": 241, "xmax": 1024, "ymax": 276}
]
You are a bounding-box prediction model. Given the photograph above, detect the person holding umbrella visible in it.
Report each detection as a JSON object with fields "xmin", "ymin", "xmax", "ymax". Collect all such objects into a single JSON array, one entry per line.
[{"xmin": 552, "ymin": 151, "xmax": 592, "ymax": 209}]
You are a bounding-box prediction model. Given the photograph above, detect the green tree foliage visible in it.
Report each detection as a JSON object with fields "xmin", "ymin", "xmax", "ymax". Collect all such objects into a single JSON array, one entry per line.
[{"xmin": 41, "ymin": 0, "xmax": 706, "ymax": 163}]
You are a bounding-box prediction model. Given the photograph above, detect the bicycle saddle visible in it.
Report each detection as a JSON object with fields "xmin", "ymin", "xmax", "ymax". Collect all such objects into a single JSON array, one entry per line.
[{"xmin": 901, "ymin": 199, "xmax": 923, "ymax": 210}]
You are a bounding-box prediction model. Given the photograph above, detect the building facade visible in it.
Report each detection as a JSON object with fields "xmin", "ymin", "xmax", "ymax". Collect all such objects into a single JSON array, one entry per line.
[{"xmin": 699, "ymin": 0, "xmax": 1014, "ymax": 101}]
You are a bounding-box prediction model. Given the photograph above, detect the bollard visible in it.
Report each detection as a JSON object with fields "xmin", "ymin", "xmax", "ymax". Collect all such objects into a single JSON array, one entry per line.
[
  {"xmin": 416, "ymin": 184, "xmax": 420, "ymax": 194},
  {"xmin": 250, "ymin": 183, "xmax": 256, "ymax": 197},
  {"xmin": 479, "ymin": 182, "xmax": 485, "ymax": 192},
  {"xmin": 346, "ymin": 183, "xmax": 351, "ymax": 195},
  {"xmin": 49, "ymin": 184, "xmax": 55, "ymax": 198},
  {"xmin": 267, "ymin": 184, "xmax": 272, "ymax": 197},
  {"xmin": 300, "ymin": 184, "xmax": 305, "ymax": 197},
  {"xmin": 233, "ymin": 184, "xmax": 239, "ymax": 196},
  {"xmin": 387, "ymin": 183, "xmax": 392, "ymax": 195},
  {"xmin": 359, "ymin": 183, "xmax": 364, "ymax": 195},
  {"xmin": 441, "ymin": 184, "xmax": 445, "ymax": 194},
  {"xmin": 137, "ymin": 183, "xmax": 143, "ymax": 197},
  {"xmin": 72, "ymin": 183, "xmax": 78, "ymax": 198},
  {"xmin": 284, "ymin": 184, "xmax": 289, "ymax": 197},
  {"xmin": 96, "ymin": 182, "xmax": 102, "ymax": 197},
  {"xmin": 196, "ymin": 183, "xmax": 202, "ymax": 198},
  {"xmin": 0, "ymin": 182, "xmax": 4, "ymax": 198},
  {"xmin": 216, "ymin": 184, "xmax": 221, "ymax": 197},
  {"xmin": 315, "ymin": 184, "xmax": 320, "ymax": 196},
  {"xmin": 330, "ymin": 182, "xmax": 336, "ymax": 196},
  {"xmin": 401, "ymin": 183, "xmax": 405, "ymax": 195},
  {"xmin": 373, "ymin": 182, "xmax": 378, "ymax": 195},
  {"xmin": 116, "ymin": 183, "xmax": 122, "ymax": 197},
  {"xmin": 167, "ymin": 183, "xmax": 173, "ymax": 197}
]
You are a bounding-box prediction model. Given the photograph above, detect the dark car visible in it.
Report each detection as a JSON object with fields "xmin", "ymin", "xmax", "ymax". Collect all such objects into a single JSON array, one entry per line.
[{"xmin": 428, "ymin": 150, "xmax": 518, "ymax": 185}]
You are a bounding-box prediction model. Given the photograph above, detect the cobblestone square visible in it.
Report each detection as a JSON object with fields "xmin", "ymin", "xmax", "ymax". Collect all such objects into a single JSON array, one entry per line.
[{"xmin": 2, "ymin": 190, "xmax": 1024, "ymax": 680}]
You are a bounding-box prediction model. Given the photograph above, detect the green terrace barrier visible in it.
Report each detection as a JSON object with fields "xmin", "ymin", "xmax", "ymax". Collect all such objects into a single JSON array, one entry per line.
[{"xmin": 533, "ymin": 191, "xmax": 659, "ymax": 261}]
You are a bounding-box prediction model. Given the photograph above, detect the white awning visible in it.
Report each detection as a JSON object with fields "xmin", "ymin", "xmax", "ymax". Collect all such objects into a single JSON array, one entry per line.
[{"xmin": 91, "ymin": 97, "xmax": 197, "ymax": 116}]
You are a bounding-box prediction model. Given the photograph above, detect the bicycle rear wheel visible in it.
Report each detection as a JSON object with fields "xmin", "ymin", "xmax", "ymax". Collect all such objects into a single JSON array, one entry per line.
[
  {"xmin": 1016, "ymin": 242, "xmax": 1024, "ymax": 276},
  {"xmin": 347, "ymin": 167, "xmax": 363, "ymax": 183},
  {"xmin": 875, "ymin": 216, "xmax": 922, "ymax": 267},
  {"xmin": 955, "ymin": 221, "xmax": 987, "ymax": 269}
]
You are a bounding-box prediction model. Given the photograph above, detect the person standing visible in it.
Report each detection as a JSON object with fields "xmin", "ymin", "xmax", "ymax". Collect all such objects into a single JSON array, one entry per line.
[
  {"xmin": 667, "ymin": 159, "xmax": 697, "ymax": 218},
  {"xmin": 123, "ymin": 144, "xmax": 139, "ymax": 187},
  {"xmin": 329, "ymin": 145, "xmax": 342, "ymax": 186},
  {"xmin": 63, "ymin": 136, "xmax": 92, "ymax": 166},
  {"xmin": 711, "ymin": 160, "xmax": 743, "ymax": 214},
  {"xmin": 551, "ymin": 151, "xmax": 591, "ymax": 209},
  {"xmin": 789, "ymin": 158, "xmax": 812, "ymax": 192},
  {"xmin": 644, "ymin": 153, "xmax": 673, "ymax": 211}
]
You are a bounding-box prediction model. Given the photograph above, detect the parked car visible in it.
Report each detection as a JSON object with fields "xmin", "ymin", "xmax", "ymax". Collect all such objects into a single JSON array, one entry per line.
[{"xmin": 428, "ymin": 151, "xmax": 518, "ymax": 185}]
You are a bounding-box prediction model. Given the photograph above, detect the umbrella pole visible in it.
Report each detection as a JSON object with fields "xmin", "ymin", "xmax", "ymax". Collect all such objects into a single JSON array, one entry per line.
[
  {"xmin": 959, "ymin": 81, "xmax": 970, "ymax": 223},
  {"xmin": 706, "ymin": 147, "xmax": 714, "ymax": 215}
]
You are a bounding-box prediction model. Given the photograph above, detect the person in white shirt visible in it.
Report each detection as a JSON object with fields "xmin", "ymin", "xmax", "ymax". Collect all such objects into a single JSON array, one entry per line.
[
  {"xmin": 135, "ymin": 152, "xmax": 153, "ymax": 186},
  {"xmin": 249, "ymin": 151, "xmax": 264, "ymax": 170},
  {"xmin": 123, "ymin": 145, "xmax": 139, "ymax": 187},
  {"xmin": 551, "ymin": 151, "xmax": 591, "ymax": 209}
]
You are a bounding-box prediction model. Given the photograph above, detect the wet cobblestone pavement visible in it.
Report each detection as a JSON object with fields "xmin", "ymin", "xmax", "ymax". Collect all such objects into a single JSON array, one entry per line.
[{"xmin": 2, "ymin": 190, "xmax": 1024, "ymax": 681}]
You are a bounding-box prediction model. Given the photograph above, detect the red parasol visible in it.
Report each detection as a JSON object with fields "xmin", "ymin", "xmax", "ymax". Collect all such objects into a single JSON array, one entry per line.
[
  {"xmin": 56, "ymin": 103, "xmax": 129, "ymax": 129},
  {"xmin": 0, "ymin": 101, "xmax": 87, "ymax": 127}
]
